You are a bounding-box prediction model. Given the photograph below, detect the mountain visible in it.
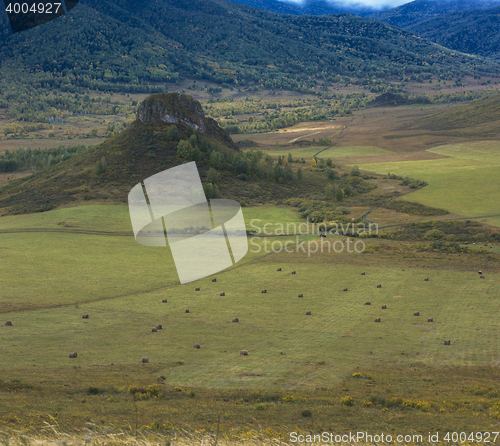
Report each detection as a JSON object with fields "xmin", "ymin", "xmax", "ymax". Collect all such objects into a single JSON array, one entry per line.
[
  {"xmin": 227, "ymin": 0, "xmax": 375, "ymax": 16},
  {"xmin": 0, "ymin": 0, "xmax": 499, "ymax": 99},
  {"xmin": 407, "ymin": 6, "xmax": 500, "ymax": 61},
  {"xmin": 371, "ymin": 0, "xmax": 500, "ymax": 28}
]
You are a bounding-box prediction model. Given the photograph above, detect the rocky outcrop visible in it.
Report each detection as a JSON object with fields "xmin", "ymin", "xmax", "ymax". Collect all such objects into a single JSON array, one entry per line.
[{"xmin": 137, "ymin": 93, "xmax": 239, "ymax": 150}]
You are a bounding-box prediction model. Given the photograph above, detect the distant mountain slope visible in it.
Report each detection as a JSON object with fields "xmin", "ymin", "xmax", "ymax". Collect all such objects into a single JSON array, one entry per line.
[
  {"xmin": 407, "ymin": 6, "xmax": 500, "ymax": 61},
  {"xmin": 228, "ymin": 0, "xmax": 374, "ymax": 16},
  {"xmin": 371, "ymin": 0, "xmax": 500, "ymax": 28},
  {"xmin": 0, "ymin": 0, "xmax": 498, "ymax": 96}
]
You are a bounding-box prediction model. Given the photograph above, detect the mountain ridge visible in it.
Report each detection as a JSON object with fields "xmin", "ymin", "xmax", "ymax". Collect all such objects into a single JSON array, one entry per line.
[
  {"xmin": 0, "ymin": 0, "xmax": 498, "ymax": 98},
  {"xmin": 406, "ymin": 6, "xmax": 500, "ymax": 61}
]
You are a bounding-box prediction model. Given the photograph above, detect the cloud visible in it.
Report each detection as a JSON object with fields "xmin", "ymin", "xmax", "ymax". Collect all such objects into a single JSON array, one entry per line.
[{"xmin": 280, "ymin": 0, "xmax": 412, "ymax": 9}]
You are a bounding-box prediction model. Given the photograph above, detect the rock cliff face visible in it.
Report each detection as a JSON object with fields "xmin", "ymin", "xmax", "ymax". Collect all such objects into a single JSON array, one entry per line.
[{"xmin": 137, "ymin": 93, "xmax": 239, "ymax": 150}]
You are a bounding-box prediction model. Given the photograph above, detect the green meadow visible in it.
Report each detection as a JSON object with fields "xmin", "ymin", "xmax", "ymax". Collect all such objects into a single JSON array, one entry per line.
[
  {"xmin": 357, "ymin": 141, "xmax": 500, "ymax": 227},
  {"xmin": 256, "ymin": 145, "xmax": 394, "ymax": 160},
  {"xmin": 1, "ymin": 205, "xmax": 499, "ymax": 434}
]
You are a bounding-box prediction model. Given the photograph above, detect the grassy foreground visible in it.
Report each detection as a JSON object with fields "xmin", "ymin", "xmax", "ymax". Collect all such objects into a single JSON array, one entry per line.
[{"xmin": 0, "ymin": 205, "xmax": 499, "ymax": 437}]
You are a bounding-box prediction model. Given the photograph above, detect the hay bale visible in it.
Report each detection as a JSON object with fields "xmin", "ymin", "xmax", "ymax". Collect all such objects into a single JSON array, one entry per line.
[
  {"xmin": 240, "ymin": 350, "xmax": 248, "ymax": 356},
  {"xmin": 375, "ymin": 318, "xmax": 381, "ymax": 323},
  {"xmin": 220, "ymin": 292, "xmax": 225, "ymax": 296},
  {"xmin": 364, "ymin": 302, "xmax": 371, "ymax": 306},
  {"xmin": 277, "ymin": 268, "xmax": 282, "ymax": 271},
  {"xmin": 424, "ymin": 278, "xmax": 429, "ymax": 282},
  {"xmin": 444, "ymin": 340, "xmax": 451, "ymax": 346},
  {"xmin": 156, "ymin": 324, "xmax": 163, "ymax": 330},
  {"xmin": 142, "ymin": 357, "xmax": 149, "ymax": 363},
  {"xmin": 306, "ymin": 311, "xmax": 312, "ymax": 315},
  {"xmin": 298, "ymin": 293, "xmax": 304, "ymax": 298},
  {"xmin": 292, "ymin": 271, "xmax": 296, "ymax": 275},
  {"xmin": 261, "ymin": 290, "xmax": 267, "ymax": 294},
  {"xmin": 5, "ymin": 321, "xmax": 13, "ymax": 326},
  {"xmin": 195, "ymin": 287, "xmax": 200, "ymax": 291},
  {"xmin": 194, "ymin": 343, "xmax": 201, "ymax": 349},
  {"xmin": 152, "ymin": 327, "xmax": 157, "ymax": 332},
  {"xmin": 162, "ymin": 299, "xmax": 168, "ymax": 303},
  {"xmin": 343, "ymin": 288, "xmax": 348, "ymax": 292},
  {"xmin": 382, "ymin": 305, "xmax": 387, "ymax": 309},
  {"xmin": 212, "ymin": 278, "xmax": 217, "ymax": 282},
  {"xmin": 361, "ymin": 272, "xmax": 366, "ymax": 276},
  {"xmin": 427, "ymin": 318, "xmax": 433, "ymax": 322},
  {"xmin": 232, "ymin": 318, "xmax": 239, "ymax": 323},
  {"xmin": 414, "ymin": 312, "xmax": 420, "ymax": 316},
  {"xmin": 185, "ymin": 308, "xmax": 190, "ymax": 313},
  {"xmin": 377, "ymin": 284, "xmax": 382, "ymax": 288},
  {"xmin": 69, "ymin": 352, "xmax": 78, "ymax": 358},
  {"xmin": 82, "ymin": 314, "xmax": 89, "ymax": 319}
]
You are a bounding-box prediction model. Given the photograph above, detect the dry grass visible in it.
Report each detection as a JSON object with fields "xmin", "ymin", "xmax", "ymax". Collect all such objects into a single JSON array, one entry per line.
[{"xmin": 0, "ymin": 426, "xmax": 439, "ymax": 446}]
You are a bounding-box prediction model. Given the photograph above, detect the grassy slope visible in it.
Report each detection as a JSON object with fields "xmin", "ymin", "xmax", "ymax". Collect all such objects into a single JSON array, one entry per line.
[
  {"xmin": 357, "ymin": 141, "xmax": 500, "ymax": 227},
  {"xmin": 0, "ymin": 204, "xmax": 499, "ymax": 433}
]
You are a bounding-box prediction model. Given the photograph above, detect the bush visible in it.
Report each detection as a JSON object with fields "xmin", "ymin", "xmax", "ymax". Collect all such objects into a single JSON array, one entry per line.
[
  {"xmin": 207, "ymin": 168, "xmax": 220, "ymax": 184},
  {"xmin": 238, "ymin": 173, "xmax": 249, "ymax": 181},
  {"xmin": 210, "ymin": 151, "xmax": 225, "ymax": 170},
  {"xmin": 95, "ymin": 156, "xmax": 107, "ymax": 175},
  {"xmin": 167, "ymin": 125, "xmax": 179, "ymax": 141},
  {"xmin": 424, "ymin": 229, "xmax": 445, "ymax": 240},
  {"xmin": 203, "ymin": 183, "xmax": 221, "ymax": 199},
  {"xmin": 340, "ymin": 396, "xmax": 354, "ymax": 406},
  {"xmin": 301, "ymin": 409, "xmax": 312, "ymax": 417},
  {"xmin": 87, "ymin": 387, "xmax": 102, "ymax": 395}
]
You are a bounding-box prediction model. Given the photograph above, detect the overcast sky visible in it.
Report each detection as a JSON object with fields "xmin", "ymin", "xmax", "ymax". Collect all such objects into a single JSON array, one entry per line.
[{"xmin": 282, "ymin": 0, "xmax": 412, "ymax": 9}]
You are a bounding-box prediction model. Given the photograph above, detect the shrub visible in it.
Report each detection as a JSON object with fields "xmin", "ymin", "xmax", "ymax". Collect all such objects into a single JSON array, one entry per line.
[
  {"xmin": 87, "ymin": 387, "xmax": 102, "ymax": 395},
  {"xmin": 301, "ymin": 409, "xmax": 312, "ymax": 417},
  {"xmin": 424, "ymin": 229, "xmax": 445, "ymax": 240},
  {"xmin": 95, "ymin": 157, "xmax": 107, "ymax": 176},
  {"xmin": 238, "ymin": 173, "xmax": 249, "ymax": 181},
  {"xmin": 210, "ymin": 151, "xmax": 225, "ymax": 170},
  {"xmin": 207, "ymin": 168, "xmax": 220, "ymax": 184},
  {"xmin": 340, "ymin": 396, "xmax": 354, "ymax": 406},
  {"xmin": 167, "ymin": 125, "xmax": 179, "ymax": 141}
]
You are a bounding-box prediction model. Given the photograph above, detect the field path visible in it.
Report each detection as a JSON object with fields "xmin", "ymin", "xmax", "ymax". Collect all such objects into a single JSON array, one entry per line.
[{"xmin": 313, "ymin": 117, "xmax": 354, "ymax": 158}]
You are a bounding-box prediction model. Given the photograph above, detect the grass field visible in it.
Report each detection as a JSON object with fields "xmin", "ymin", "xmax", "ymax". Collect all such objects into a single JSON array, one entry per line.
[
  {"xmin": 1, "ymin": 205, "xmax": 499, "ymax": 435},
  {"xmin": 254, "ymin": 145, "xmax": 395, "ymax": 160},
  {"xmin": 357, "ymin": 141, "xmax": 500, "ymax": 228}
]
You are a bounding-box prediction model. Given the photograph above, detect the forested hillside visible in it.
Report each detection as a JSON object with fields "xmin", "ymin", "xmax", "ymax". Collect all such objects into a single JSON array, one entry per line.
[
  {"xmin": 407, "ymin": 6, "xmax": 500, "ymax": 61},
  {"xmin": 0, "ymin": 0, "xmax": 498, "ymax": 99},
  {"xmin": 371, "ymin": 0, "xmax": 500, "ymax": 28}
]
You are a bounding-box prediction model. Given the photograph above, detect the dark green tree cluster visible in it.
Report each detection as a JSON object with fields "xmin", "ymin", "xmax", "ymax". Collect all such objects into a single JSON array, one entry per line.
[{"xmin": 0, "ymin": 145, "xmax": 88, "ymax": 172}]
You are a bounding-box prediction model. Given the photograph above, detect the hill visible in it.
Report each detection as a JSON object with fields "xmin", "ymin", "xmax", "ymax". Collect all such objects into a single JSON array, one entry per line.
[
  {"xmin": 0, "ymin": 0, "xmax": 499, "ymax": 107},
  {"xmin": 0, "ymin": 93, "xmax": 353, "ymax": 215},
  {"xmin": 407, "ymin": 6, "xmax": 500, "ymax": 61},
  {"xmin": 408, "ymin": 93, "xmax": 500, "ymax": 134},
  {"xmin": 0, "ymin": 93, "xmax": 240, "ymax": 214},
  {"xmin": 371, "ymin": 0, "xmax": 500, "ymax": 28}
]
